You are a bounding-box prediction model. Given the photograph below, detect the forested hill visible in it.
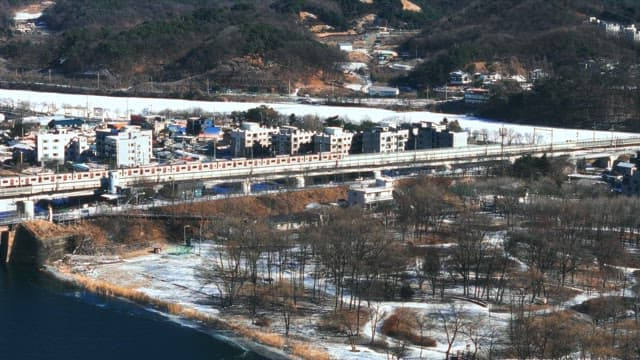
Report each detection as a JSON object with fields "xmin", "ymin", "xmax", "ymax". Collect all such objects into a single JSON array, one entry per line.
[
  {"xmin": 389, "ymin": 0, "xmax": 640, "ymax": 131},
  {"xmin": 3, "ymin": 1, "xmax": 640, "ymax": 129},
  {"xmin": 0, "ymin": 1, "xmax": 345, "ymax": 92}
]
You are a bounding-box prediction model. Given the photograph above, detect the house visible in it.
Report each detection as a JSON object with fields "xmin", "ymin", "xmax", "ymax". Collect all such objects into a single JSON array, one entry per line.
[
  {"xmin": 622, "ymin": 25, "xmax": 640, "ymax": 41},
  {"xmin": 368, "ymin": 86, "xmax": 399, "ymax": 97},
  {"xmin": 476, "ymin": 72, "xmax": 502, "ymax": 85},
  {"xmin": 338, "ymin": 42, "xmax": 353, "ymax": 52},
  {"xmin": 449, "ymin": 71, "xmax": 471, "ymax": 85},
  {"xmin": 185, "ymin": 117, "xmax": 214, "ymax": 136},
  {"xmin": 615, "ymin": 162, "xmax": 636, "ymax": 177},
  {"xmin": 11, "ymin": 143, "xmax": 36, "ymax": 164},
  {"xmin": 197, "ymin": 126, "xmax": 222, "ymax": 142},
  {"xmin": 464, "ymin": 88, "xmax": 490, "ymax": 104},
  {"xmin": 48, "ymin": 118, "xmax": 85, "ymax": 130},
  {"xmin": 600, "ymin": 21, "xmax": 621, "ymax": 34},
  {"xmin": 348, "ymin": 178, "xmax": 395, "ymax": 208},
  {"xmin": 131, "ymin": 114, "xmax": 167, "ymax": 136},
  {"xmin": 529, "ymin": 68, "xmax": 549, "ymax": 82}
]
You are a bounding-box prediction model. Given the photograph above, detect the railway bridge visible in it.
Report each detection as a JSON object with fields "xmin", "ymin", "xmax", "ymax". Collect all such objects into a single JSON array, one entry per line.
[{"xmin": 0, "ymin": 137, "xmax": 637, "ymax": 201}]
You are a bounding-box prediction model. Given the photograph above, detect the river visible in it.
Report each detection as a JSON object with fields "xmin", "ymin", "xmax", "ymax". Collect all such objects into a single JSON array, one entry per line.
[{"xmin": 0, "ymin": 265, "xmax": 267, "ymax": 360}]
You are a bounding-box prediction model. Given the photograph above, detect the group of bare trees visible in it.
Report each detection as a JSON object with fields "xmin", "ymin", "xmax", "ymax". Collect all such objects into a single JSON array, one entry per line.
[{"xmin": 188, "ymin": 170, "xmax": 640, "ymax": 358}]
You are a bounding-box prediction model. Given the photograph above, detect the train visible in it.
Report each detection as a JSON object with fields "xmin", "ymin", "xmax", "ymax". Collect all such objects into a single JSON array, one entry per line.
[{"xmin": 0, "ymin": 152, "xmax": 345, "ymax": 196}]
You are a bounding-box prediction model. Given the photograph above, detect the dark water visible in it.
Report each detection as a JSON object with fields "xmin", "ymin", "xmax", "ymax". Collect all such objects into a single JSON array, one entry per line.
[{"xmin": 0, "ymin": 265, "xmax": 267, "ymax": 360}]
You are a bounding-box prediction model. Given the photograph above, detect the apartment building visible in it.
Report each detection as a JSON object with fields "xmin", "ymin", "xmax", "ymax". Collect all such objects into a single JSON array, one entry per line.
[
  {"xmin": 313, "ymin": 127, "xmax": 353, "ymax": 156},
  {"xmin": 36, "ymin": 130, "xmax": 89, "ymax": 164},
  {"xmin": 101, "ymin": 126, "xmax": 153, "ymax": 168},
  {"xmin": 406, "ymin": 121, "xmax": 468, "ymax": 149},
  {"xmin": 361, "ymin": 125, "xmax": 408, "ymax": 153},
  {"xmin": 272, "ymin": 126, "xmax": 315, "ymax": 155},
  {"xmin": 229, "ymin": 122, "xmax": 278, "ymax": 158}
]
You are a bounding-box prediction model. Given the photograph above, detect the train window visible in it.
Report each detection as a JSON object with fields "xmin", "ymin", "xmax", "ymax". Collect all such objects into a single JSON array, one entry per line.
[{"xmin": 1, "ymin": 179, "xmax": 7, "ymax": 184}]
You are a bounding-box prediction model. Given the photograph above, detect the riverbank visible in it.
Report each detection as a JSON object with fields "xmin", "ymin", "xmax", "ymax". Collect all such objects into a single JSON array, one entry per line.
[{"xmin": 43, "ymin": 251, "xmax": 334, "ymax": 360}]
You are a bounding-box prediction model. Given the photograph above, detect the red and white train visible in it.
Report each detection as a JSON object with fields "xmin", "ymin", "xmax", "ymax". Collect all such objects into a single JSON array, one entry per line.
[{"xmin": 0, "ymin": 152, "xmax": 345, "ymax": 196}]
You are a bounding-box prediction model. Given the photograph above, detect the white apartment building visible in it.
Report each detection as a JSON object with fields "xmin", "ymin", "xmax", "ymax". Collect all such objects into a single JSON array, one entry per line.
[
  {"xmin": 362, "ymin": 125, "xmax": 408, "ymax": 153},
  {"xmin": 230, "ymin": 122, "xmax": 278, "ymax": 158},
  {"xmin": 313, "ymin": 127, "xmax": 353, "ymax": 156},
  {"xmin": 37, "ymin": 130, "xmax": 88, "ymax": 164},
  {"xmin": 272, "ymin": 126, "xmax": 315, "ymax": 155},
  {"xmin": 348, "ymin": 178, "xmax": 395, "ymax": 208},
  {"xmin": 104, "ymin": 126, "xmax": 152, "ymax": 168}
]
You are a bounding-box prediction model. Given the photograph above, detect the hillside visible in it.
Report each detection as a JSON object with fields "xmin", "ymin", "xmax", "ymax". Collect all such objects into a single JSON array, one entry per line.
[
  {"xmin": 390, "ymin": 0, "xmax": 640, "ymax": 131},
  {"xmin": 0, "ymin": 1, "xmax": 345, "ymax": 93},
  {"xmin": 2, "ymin": 1, "xmax": 640, "ymax": 129}
]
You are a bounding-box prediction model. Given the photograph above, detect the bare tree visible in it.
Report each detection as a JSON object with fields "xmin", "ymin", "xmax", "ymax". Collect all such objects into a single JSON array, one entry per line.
[
  {"xmin": 368, "ymin": 302, "xmax": 386, "ymax": 345},
  {"xmin": 438, "ymin": 304, "xmax": 466, "ymax": 360}
]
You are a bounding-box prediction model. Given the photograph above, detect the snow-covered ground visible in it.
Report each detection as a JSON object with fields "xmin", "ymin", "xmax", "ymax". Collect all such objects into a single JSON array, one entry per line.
[
  {"xmin": 0, "ymin": 89, "xmax": 638, "ymax": 144},
  {"xmin": 69, "ymin": 242, "xmax": 508, "ymax": 360},
  {"xmin": 62, "ymin": 223, "xmax": 640, "ymax": 360},
  {"xmin": 14, "ymin": 11, "xmax": 42, "ymax": 21}
]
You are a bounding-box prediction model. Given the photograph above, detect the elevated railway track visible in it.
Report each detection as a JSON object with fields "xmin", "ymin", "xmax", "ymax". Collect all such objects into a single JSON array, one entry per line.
[{"xmin": 0, "ymin": 137, "xmax": 638, "ymax": 200}]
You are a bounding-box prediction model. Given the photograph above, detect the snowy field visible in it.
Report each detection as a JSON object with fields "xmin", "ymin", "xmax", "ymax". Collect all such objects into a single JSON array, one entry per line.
[
  {"xmin": 77, "ymin": 244, "xmax": 502, "ymax": 360},
  {"xmin": 0, "ymin": 89, "xmax": 638, "ymax": 144},
  {"xmin": 66, "ymin": 229, "xmax": 638, "ymax": 360}
]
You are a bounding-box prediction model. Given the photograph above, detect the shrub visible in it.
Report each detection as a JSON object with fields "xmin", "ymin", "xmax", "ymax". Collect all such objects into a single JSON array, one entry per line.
[
  {"xmin": 291, "ymin": 343, "xmax": 331, "ymax": 360},
  {"xmin": 381, "ymin": 308, "xmax": 436, "ymax": 347}
]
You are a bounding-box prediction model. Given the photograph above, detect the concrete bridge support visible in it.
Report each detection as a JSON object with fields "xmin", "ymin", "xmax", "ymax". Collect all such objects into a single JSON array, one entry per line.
[
  {"xmin": 295, "ymin": 176, "xmax": 305, "ymax": 188},
  {"xmin": 241, "ymin": 179, "xmax": 251, "ymax": 195},
  {"xmin": 108, "ymin": 171, "xmax": 120, "ymax": 195},
  {"xmin": 16, "ymin": 200, "xmax": 34, "ymax": 220},
  {"xmin": 373, "ymin": 170, "xmax": 382, "ymax": 179}
]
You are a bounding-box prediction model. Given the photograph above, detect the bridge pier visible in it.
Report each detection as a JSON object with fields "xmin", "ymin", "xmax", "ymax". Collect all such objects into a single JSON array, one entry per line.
[
  {"xmin": 373, "ymin": 170, "xmax": 382, "ymax": 179},
  {"xmin": 241, "ymin": 179, "xmax": 251, "ymax": 195},
  {"xmin": 295, "ymin": 176, "xmax": 305, "ymax": 188},
  {"xmin": 16, "ymin": 200, "xmax": 34, "ymax": 220},
  {"xmin": 108, "ymin": 171, "xmax": 120, "ymax": 194}
]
